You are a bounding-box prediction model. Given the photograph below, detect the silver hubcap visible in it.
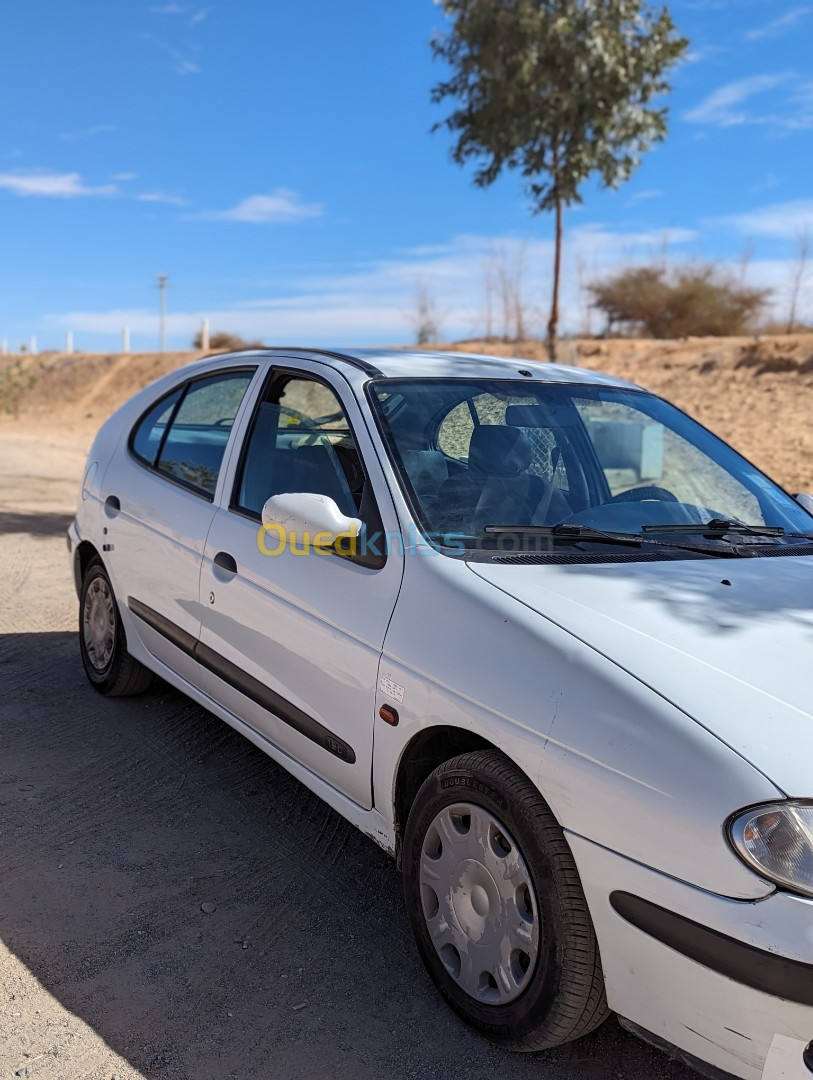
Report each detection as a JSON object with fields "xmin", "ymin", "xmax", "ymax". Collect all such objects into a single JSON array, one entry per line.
[
  {"xmin": 83, "ymin": 576, "xmax": 115, "ymax": 672},
  {"xmin": 419, "ymin": 802, "xmax": 540, "ymax": 1004}
]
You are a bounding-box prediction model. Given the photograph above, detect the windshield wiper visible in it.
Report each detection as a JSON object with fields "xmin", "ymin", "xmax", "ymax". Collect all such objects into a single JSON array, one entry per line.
[
  {"xmin": 484, "ymin": 523, "xmax": 643, "ymax": 545},
  {"xmin": 482, "ymin": 522, "xmax": 743, "ymax": 557},
  {"xmin": 642, "ymin": 518, "xmax": 785, "ymax": 538}
]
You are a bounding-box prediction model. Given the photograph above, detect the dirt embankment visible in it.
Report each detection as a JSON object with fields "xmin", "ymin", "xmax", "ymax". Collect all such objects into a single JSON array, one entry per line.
[{"xmin": 4, "ymin": 333, "xmax": 813, "ymax": 493}]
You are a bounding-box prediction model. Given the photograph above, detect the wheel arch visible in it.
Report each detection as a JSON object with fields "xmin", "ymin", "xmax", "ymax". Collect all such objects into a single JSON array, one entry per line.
[
  {"xmin": 392, "ymin": 725, "xmax": 495, "ymax": 866},
  {"xmin": 74, "ymin": 540, "xmax": 102, "ymax": 597}
]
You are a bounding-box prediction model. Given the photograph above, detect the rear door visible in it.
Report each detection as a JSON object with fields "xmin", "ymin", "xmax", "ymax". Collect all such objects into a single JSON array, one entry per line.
[
  {"xmin": 197, "ymin": 363, "xmax": 404, "ymax": 808},
  {"xmin": 102, "ymin": 366, "xmax": 257, "ymax": 682}
]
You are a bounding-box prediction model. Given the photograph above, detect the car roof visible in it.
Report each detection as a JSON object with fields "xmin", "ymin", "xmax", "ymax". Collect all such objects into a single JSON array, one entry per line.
[{"xmin": 215, "ymin": 346, "xmax": 641, "ymax": 391}]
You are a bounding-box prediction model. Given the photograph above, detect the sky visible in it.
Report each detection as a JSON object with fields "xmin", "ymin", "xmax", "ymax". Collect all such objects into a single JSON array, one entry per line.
[{"xmin": 1, "ymin": 0, "xmax": 812, "ymax": 352}]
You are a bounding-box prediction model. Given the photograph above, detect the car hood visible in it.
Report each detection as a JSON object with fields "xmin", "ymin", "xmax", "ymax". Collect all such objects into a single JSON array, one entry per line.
[{"xmin": 470, "ymin": 552, "xmax": 813, "ymax": 796}]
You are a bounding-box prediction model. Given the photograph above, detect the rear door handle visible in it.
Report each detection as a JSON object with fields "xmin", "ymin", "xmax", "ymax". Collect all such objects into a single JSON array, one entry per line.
[{"xmin": 213, "ymin": 551, "xmax": 238, "ymax": 574}]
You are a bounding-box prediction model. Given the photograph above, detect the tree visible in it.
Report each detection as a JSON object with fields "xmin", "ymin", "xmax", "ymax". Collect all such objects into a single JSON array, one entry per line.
[
  {"xmin": 431, "ymin": 0, "xmax": 688, "ymax": 358},
  {"xmin": 588, "ymin": 264, "xmax": 769, "ymax": 338},
  {"xmin": 787, "ymin": 227, "xmax": 810, "ymax": 334},
  {"xmin": 408, "ymin": 282, "xmax": 444, "ymax": 344}
]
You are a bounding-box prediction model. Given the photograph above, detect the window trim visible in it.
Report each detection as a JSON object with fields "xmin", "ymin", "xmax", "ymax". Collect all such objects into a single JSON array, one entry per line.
[
  {"xmin": 230, "ymin": 366, "xmax": 388, "ymax": 569},
  {"xmin": 127, "ymin": 366, "xmax": 258, "ymax": 502}
]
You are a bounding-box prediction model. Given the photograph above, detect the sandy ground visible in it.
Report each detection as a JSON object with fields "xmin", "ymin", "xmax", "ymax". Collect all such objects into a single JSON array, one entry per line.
[{"xmin": 0, "ymin": 423, "xmax": 697, "ymax": 1075}]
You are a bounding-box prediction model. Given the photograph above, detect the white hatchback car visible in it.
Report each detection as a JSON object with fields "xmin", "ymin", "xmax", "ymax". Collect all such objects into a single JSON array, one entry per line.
[{"xmin": 69, "ymin": 348, "xmax": 813, "ymax": 1080}]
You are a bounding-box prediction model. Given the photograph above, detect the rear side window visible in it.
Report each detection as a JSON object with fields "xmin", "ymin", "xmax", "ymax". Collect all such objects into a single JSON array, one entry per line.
[
  {"xmin": 131, "ymin": 388, "xmax": 182, "ymax": 465},
  {"xmin": 130, "ymin": 370, "xmax": 255, "ymax": 496}
]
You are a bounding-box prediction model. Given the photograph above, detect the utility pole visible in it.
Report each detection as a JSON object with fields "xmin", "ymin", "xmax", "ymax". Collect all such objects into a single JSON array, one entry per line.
[{"xmin": 156, "ymin": 273, "xmax": 169, "ymax": 353}]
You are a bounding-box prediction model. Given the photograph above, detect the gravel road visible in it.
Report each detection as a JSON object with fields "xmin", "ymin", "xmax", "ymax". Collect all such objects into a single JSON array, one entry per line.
[{"xmin": 0, "ymin": 422, "xmax": 697, "ymax": 1080}]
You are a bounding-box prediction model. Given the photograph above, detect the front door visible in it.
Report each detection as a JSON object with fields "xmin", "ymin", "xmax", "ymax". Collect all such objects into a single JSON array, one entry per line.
[{"xmin": 198, "ymin": 365, "xmax": 403, "ymax": 808}]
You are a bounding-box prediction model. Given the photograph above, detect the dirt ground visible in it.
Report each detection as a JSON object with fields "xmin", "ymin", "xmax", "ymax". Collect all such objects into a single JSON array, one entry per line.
[{"xmin": 2, "ymin": 335, "xmax": 797, "ymax": 1079}]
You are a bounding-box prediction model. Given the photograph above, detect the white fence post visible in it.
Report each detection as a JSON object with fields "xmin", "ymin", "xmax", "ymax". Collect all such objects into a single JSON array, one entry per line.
[
  {"xmin": 65, "ymin": 330, "xmax": 74, "ymax": 354},
  {"xmin": 29, "ymin": 336, "xmax": 37, "ymax": 355},
  {"xmin": 122, "ymin": 326, "xmax": 130, "ymax": 355},
  {"xmin": 200, "ymin": 317, "xmax": 210, "ymax": 352},
  {"xmin": 0, "ymin": 339, "xmax": 8, "ymax": 356}
]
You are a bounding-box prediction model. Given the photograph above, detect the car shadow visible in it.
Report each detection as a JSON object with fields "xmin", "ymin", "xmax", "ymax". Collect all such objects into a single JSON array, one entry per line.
[
  {"xmin": 1, "ymin": 630, "xmax": 695, "ymax": 1079},
  {"xmin": 0, "ymin": 509, "xmax": 74, "ymax": 538}
]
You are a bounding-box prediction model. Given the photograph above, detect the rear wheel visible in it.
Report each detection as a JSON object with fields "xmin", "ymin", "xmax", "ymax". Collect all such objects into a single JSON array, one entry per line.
[
  {"xmin": 402, "ymin": 749, "xmax": 610, "ymax": 1051},
  {"xmin": 79, "ymin": 557, "xmax": 153, "ymax": 696}
]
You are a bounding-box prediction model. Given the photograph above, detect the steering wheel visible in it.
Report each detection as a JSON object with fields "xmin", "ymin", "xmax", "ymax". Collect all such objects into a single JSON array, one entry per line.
[{"xmin": 610, "ymin": 485, "xmax": 679, "ymax": 503}]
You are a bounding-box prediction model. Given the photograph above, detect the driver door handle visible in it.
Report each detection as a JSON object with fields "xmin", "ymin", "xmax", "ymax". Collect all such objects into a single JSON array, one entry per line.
[{"xmin": 213, "ymin": 551, "xmax": 238, "ymax": 574}]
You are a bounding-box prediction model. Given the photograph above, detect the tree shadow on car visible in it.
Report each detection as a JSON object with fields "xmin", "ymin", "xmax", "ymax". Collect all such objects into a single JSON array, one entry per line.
[{"xmin": 0, "ymin": 630, "xmax": 692, "ymax": 1079}]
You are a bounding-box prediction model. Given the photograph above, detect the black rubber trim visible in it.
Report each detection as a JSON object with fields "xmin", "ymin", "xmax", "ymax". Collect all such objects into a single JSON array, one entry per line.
[
  {"xmin": 260, "ymin": 347, "xmax": 383, "ymax": 376},
  {"xmin": 128, "ymin": 597, "xmax": 197, "ymax": 657},
  {"xmin": 611, "ymin": 891, "xmax": 813, "ymax": 1006},
  {"xmin": 127, "ymin": 598, "xmax": 356, "ymax": 764}
]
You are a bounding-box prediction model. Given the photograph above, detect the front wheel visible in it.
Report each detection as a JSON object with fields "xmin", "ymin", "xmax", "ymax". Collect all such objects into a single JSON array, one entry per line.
[
  {"xmin": 402, "ymin": 750, "xmax": 610, "ymax": 1051},
  {"xmin": 79, "ymin": 557, "xmax": 153, "ymax": 696}
]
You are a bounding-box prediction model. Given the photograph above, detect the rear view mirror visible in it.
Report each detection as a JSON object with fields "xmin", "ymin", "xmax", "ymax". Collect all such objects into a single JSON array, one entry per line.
[{"xmin": 261, "ymin": 492, "xmax": 362, "ymax": 551}]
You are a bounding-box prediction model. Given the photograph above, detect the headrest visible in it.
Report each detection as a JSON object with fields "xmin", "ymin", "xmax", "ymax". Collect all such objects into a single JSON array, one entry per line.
[{"xmin": 468, "ymin": 425, "xmax": 533, "ymax": 476}]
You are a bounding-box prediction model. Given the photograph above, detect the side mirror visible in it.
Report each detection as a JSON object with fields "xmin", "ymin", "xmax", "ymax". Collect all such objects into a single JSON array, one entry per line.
[
  {"xmin": 794, "ymin": 493, "xmax": 813, "ymax": 515},
  {"xmin": 261, "ymin": 492, "xmax": 362, "ymax": 551}
]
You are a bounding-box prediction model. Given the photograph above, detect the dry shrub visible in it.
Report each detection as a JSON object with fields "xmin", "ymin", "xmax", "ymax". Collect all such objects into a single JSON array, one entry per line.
[
  {"xmin": 193, "ymin": 330, "xmax": 265, "ymax": 351},
  {"xmin": 589, "ymin": 264, "xmax": 769, "ymax": 339}
]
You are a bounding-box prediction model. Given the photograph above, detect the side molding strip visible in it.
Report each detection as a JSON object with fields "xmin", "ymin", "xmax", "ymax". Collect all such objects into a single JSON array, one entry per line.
[
  {"xmin": 127, "ymin": 597, "xmax": 356, "ymax": 764},
  {"xmin": 610, "ymin": 891, "xmax": 813, "ymax": 1006}
]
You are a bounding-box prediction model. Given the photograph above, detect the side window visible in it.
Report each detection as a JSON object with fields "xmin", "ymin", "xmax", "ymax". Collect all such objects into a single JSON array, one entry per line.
[
  {"xmin": 151, "ymin": 371, "xmax": 254, "ymax": 496},
  {"xmin": 236, "ymin": 375, "xmax": 365, "ymax": 518},
  {"xmin": 437, "ymin": 400, "xmax": 475, "ymax": 460},
  {"xmin": 131, "ymin": 388, "xmax": 182, "ymax": 466}
]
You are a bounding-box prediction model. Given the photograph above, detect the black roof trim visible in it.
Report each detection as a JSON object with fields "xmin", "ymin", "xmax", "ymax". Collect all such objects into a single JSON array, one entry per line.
[{"xmin": 259, "ymin": 347, "xmax": 383, "ymax": 377}]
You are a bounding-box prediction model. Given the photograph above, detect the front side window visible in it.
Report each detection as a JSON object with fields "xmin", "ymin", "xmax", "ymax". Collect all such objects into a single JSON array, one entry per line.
[
  {"xmin": 235, "ymin": 375, "xmax": 365, "ymax": 519},
  {"xmin": 371, "ymin": 378, "xmax": 813, "ymax": 554},
  {"xmin": 131, "ymin": 370, "xmax": 254, "ymax": 496}
]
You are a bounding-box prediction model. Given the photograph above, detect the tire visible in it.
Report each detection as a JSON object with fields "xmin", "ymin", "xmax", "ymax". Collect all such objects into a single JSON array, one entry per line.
[
  {"xmin": 78, "ymin": 557, "xmax": 153, "ymax": 697},
  {"xmin": 402, "ymin": 749, "xmax": 610, "ymax": 1051}
]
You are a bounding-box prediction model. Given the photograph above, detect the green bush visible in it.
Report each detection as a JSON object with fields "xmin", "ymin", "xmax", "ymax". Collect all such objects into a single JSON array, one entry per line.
[
  {"xmin": 0, "ymin": 359, "xmax": 36, "ymax": 417},
  {"xmin": 588, "ymin": 265, "xmax": 769, "ymax": 338}
]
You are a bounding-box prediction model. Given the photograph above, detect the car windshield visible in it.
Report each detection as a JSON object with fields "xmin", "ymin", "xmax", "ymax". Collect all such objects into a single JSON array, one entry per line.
[{"xmin": 370, "ymin": 378, "xmax": 813, "ymax": 551}]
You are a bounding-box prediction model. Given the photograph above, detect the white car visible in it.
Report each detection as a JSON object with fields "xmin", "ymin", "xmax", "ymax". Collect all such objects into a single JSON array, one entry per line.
[{"xmin": 69, "ymin": 348, "xmax": 813, "ymax": 1080}]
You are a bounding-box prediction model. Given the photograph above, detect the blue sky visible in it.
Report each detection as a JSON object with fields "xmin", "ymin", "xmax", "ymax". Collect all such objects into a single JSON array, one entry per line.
[{"xmin": 1, "ymin": 0, "xmax": 812, "ymax": 352}]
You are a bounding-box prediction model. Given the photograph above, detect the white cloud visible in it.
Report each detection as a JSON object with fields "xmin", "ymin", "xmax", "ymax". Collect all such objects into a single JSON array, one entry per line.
[
  {"xmin": 627, "ymin": 189, "xmax": 665, "ymax": 206},
  {"xmin": 684, "ymin": 74, "xmax": 789, "ymax": 126},
  {"xmin": 194, "ymin": 189, "xmax": 324, "ymax": 223},
  {"xmin": 142, "ymin": 31, "xmax": 200, "ymax": 75},
  {"xmin": 0, "ymin": 170, "xmax": 117, "ymax": 198},
  {"xmin": 58, "ymin": 124, "xmax": 116, "ymax": 142},
  {"xmin": 718, "ymin": 200, "xmax": 813, "ymax": 239},
  {"xmin": 137, "ymin": 190, "xmax": 189, "ymax": 206},
  {"xmin": 113, "ymin": 172, "xmax": 138, "ymax": 181},
  {"xmin": 745, "ymin": 6, "xmax": 813, "ymax": 41}
]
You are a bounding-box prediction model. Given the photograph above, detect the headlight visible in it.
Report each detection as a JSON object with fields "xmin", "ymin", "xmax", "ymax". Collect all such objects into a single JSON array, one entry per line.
[{"xmin": 729, "ymin": 801, "xmax": 813, "ymax": 899}]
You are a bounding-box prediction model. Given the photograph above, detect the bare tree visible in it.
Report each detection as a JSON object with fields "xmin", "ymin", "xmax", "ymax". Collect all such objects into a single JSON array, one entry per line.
[
  {"xmin": 409, "ymin": 282, "xmax": 444, "ymax": 345},
  {"xmin": 575, "ymin": 254, "xmax": 594, "ymax": 337},
  {"xmin": 787, "ymin": 227, "xmax": 811, "ymax": 334},
  {"xmin": 738, "ymin": 238, "xmax": 754, "ymax": 287},
  {"xmin": 481, "ymin": 249, "xmax": 496, "ymax": 340},
  {"xmin": 492, "ymin": 241, "xmax": 531, "ymax": 342}
]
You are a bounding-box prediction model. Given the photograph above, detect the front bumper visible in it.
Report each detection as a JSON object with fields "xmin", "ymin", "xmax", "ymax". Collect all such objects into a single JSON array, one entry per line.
[{"xmin": 568, "ymin": 833, "xmax": 813, "ymax": 1080}]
